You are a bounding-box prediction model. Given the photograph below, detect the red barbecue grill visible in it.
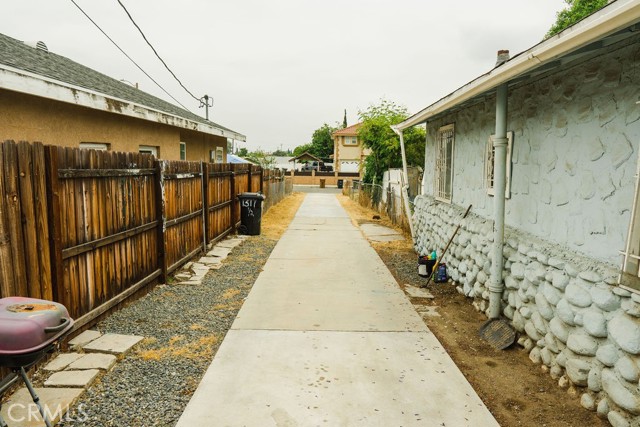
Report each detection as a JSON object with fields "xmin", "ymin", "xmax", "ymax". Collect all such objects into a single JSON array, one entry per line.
[{"xmin": 0, "ymin": 297, "xmax": 74, "ymax": 427}]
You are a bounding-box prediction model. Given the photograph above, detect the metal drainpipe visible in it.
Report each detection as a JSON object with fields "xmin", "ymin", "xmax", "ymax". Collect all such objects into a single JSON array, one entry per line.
[
  {"xmin": 488, "ymin": 82, "xmax": 508, "ymax": 319},
  {"xmin": 392, "ymin": 126, "xmax": 416, "ymax": 242}
]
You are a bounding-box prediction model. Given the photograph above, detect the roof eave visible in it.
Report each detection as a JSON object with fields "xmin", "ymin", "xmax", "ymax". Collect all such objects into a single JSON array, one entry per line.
[
  {"xmin": 396, "ymin": 0, "xmax": 640, "ymax": 130},
  {"xmin": 0, "ymin": 64, "xmax": 247, "ymax": 142}
]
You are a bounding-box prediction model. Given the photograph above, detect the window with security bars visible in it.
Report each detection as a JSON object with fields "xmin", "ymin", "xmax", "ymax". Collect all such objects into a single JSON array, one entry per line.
[
  {"xmin": 484, "ymin": 131, "xmax": 513, "ymax": 198},
  {"xmin": 435, "ymin": 124, "xmax": 455, "ymax": 202},
  {"xmin": 620, "ymin": 159, "xmax": 640, "ymax": 292}
]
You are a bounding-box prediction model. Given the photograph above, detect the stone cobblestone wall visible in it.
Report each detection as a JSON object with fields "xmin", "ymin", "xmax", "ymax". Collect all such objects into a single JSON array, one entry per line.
[
  {"xmin": 413, "ymin": 35, "xmax": 640, "ymax": 426},
  {"xmin": 413, "ymin": 198, "xmax": 639, "ymax": 425}
]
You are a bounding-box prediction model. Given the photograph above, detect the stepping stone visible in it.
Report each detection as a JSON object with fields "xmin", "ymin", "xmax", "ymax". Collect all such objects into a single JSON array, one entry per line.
[
  {"xmin": 67, "ymin": 353, "xmax": 117, "ymax": 371},
  {"xmin": 68, "ymin": 330, "xmax": 102, "ymax": 350},
  {"xmin": 44, "ymin": 370, "xmax": 100, "ymax": 388},
  {"xmin": 43, "ymin": 353, "xmax": 84, "ymax": 372},
  {"xmin": 178, "ymin": 280, "xmax": 202, "ymax": 286},
  {"xmin": 199, "ymin": 256, "xmax": 223, "ymax": 266},
  {"xmin": 216, "ymin": 238, "xmax": 244, "ymax": 249},
  {"xmin": 207, "ymin": 247, "xmax": 232, "ymax": 258},
  {"xmin": 174, "ymin": 273, "xmax": 192, "ymax": 280},
  {"xmin": 0, "ymin": 387, "xmax": 84, "ymax": 427},
  {"xmin": 415, "ymin": 305, "xmax": 441, "ymax": 318},
  {"xmin": 82, "ymin": 333, "xmax": 144, "ymax": 356},
  {"xmin": 404, "ymin": 285, "xmax": 435, "ymax": 299}
]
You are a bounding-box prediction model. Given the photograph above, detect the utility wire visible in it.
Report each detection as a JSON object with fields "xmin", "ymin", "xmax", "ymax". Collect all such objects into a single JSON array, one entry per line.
[
  {"xmin": 116, "ymin": 0, "xmax": 203, "ymax": 104},
  {"xmin": 68, "ymin": 0, "xmax": 192, "ymax": 112}
]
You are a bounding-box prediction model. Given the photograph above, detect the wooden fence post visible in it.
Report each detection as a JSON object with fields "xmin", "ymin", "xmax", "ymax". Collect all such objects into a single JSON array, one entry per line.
[
  {"xmin": 0, "ymin": 142, "xmax": 15, "ymax": 298},
  {"xmin": 230, "ymin": 163, "xmax": 237, "ymax": 231},
  {"xmin": 201, "ymin": 161, "xmax": 208, "ymax": 250},
  {"xmin": 44, "ymin": 145, "xmax": 65, "ymax": 305},
  {"xmin": 154, "ymin": 160, "xmax": 166, "ymax": 283}
]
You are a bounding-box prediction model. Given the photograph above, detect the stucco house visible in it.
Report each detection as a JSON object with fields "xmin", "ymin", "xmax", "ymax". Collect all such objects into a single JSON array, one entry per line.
[
  {"xmin": 0, "ymin": 32, "xmax": 245, "ymax": 160},
  {"xmin": 393, "ymin": 0, "xmax": 640, "ymax": 424},
  {"xmin": 332, "ymin": 123, "xmax": 370, "ymax": 173}
]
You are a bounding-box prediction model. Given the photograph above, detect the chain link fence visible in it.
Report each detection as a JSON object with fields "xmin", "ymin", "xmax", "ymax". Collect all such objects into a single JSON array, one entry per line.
[{"xmin": 345, "ymin": 180, "xmax": 411, "ymax": 232}]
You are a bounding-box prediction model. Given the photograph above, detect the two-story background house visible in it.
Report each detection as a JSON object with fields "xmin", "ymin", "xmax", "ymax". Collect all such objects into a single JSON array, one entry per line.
[{"xmin": 331, "ymin": 123, "xmax": 369, "ymax": 174}]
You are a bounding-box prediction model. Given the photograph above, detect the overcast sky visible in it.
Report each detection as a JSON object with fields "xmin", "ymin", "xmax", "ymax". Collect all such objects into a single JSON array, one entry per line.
[{"xmin": 5, "ymin": 0, "xmax": 567, "ymax": 152}]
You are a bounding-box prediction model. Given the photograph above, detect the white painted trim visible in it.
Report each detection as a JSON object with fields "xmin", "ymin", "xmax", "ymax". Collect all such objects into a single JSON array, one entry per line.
[
  {"xmin": 0, "ymin": 65, "xmax": 247, "ymax": 142},
  {"xmin": 396, "ymin": 0, "xmax": 640, "ymax": 130}
]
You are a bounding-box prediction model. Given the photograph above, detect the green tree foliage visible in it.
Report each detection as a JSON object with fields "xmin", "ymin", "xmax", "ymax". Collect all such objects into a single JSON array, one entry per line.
[
  {"xmin": 293, "ymin": 143, "xmax": 313, "ymax": 157},
  {"xmin": 545, "ymin": 0, "xmax": 608, "ymax": 38},
  {"xmin": 236, "ymin": 147, "xmax": 249, "ymax": 157},
  {"xmin": 244, "ymin": 149, "xmax": 276, "ymax": 169},
  {"xmin": 310, "ymin": 123, "xmax": 336, "ymax": 159},
  {"xmin": 292, "ymin": 123, "xmax": 337, "ymax": 159},
  {"xmin": 357, "ymin": 99, "xmax": 425, "ymax": 184}
]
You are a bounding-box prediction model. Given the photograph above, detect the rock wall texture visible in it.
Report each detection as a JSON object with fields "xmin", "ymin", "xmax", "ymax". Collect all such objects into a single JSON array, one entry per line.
[{"xmin": 414, "ymin": 35, "xmax": 640, "ymax": 426}]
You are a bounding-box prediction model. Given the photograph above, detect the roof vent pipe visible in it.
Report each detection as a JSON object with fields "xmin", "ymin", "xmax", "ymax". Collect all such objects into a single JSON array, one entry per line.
[
  {"xmin": 495, "ymin": 49, "xmax": 510, "ymax": 67},
  {"xmin": 23, "ymin": 41, "xmax": 49, "ymax": 53}
]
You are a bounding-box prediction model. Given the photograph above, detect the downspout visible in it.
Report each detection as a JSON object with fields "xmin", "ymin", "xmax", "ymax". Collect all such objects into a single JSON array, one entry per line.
[
  {"xmin": 488, "ymin": 81, "xmax": 509, "ymax": 319},
  {"xmin": 391, "ymin": 126, "xmax": 415, "ymax": 242}
]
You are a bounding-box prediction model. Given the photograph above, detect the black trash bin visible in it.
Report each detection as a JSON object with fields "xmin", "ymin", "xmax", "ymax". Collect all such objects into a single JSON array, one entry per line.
[
  {"xmin": 238, "ymin": 192, "xmax": 266, "ymax": 235},
  {"xmin": 337, "ymin": 179, "xmax": 344, "ymax": 189}
]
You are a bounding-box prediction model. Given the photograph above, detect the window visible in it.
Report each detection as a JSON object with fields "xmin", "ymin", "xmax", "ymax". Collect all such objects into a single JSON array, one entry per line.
[
  {"xmin": 139, "ymin": 145, "xmax": 159, "ymax": 156},
  {"xmin": 179, "ymin": 142, "xmax": 186, "ymax": 160},
  {"xmin": 344, "ymin": 136, "xmax": 358, "ymax": 145},
  {"xmin": 79, "ymin": 142, "xmax": 110, "ymax": 151},
  {"xmin": 620, "ymin": 158, "xmax": 640, "ymax": 292},
  {"xmin": 435, "ymin": 124, "xmax": 455, "ymax": 202},
  {"xmin": 215, "ymin": 147, "xmax": 224, "ymax": 163},
  {"xmin": 484, "ymin": 131, "xmax": 513, "ymax": 198}
]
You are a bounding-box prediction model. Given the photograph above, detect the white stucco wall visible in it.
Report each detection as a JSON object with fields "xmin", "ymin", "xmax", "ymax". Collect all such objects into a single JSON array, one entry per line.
[
  {"xmin": 411, "ymin": 34, "xmax": 640, "ymax": 425},
  {"xmin": 421, "ymin": 35, "xmax": 640, "ymax": 265}
]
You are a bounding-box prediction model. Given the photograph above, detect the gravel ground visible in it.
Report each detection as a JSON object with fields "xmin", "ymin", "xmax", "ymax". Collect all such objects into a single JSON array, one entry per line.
[{"xmin": 58, "ymin": 234, "xmax": 277, "ymax": 427}]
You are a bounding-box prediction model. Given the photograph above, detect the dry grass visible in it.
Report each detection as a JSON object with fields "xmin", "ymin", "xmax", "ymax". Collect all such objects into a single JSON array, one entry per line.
[
  {"xmin": 337, "ymin": 194, "xmax": 413, "ymax": 249},
  {"xmin": 261, "ymin": 192, "xmax": 305, "ymax": 239},
  {"xmin": 137, "ymin": 334, "xmax": 219, "ymax": 361},
  {"xmin": 221, "ymin": 288, "xmax": 241, "ymax": 300}
]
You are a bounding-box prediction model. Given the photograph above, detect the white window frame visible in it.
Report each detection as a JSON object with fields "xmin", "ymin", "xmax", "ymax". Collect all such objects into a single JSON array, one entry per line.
[
  {"xmin": 179, "ymin": 142, "xmax": 186, "ymax": 160},
  {"xmin": 484, "ymin": 131, "xmax": 513, "ymax": 198},
  {"xmin": 139, "ymin": 145, "xmax": 158, "ymax": 156},
  {"xmin": 620, "ymin": 150, "xmax": 640, "ymax": 293},
  {"xmin": 344, "ymin": 136, "xmax": 358, "ymax": 145},
  {"xmin": 434, "ymin": 124, "xmax": 455, "ymax": 203},
  {"xmin": 215, "ymin": 146, "xmax": 224, "ymax": 163},
  {"xmin": 79, "ymin": 142, "xmax": 110, "ymax": 151}
]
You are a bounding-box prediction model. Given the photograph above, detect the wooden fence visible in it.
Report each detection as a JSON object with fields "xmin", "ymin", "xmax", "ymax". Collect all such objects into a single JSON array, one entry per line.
[{"xmin": 0, "ymin": 141, "xmax": 289, "ymax": 330}]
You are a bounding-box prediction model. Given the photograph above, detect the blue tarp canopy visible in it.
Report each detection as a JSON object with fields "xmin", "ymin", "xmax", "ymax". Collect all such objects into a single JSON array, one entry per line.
[{"xmin": 227, "ymin": 154, "xmax": 251, "ymax": 164}]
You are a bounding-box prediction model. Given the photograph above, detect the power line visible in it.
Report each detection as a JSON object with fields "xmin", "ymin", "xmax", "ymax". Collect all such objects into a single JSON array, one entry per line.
[
  {"xmin": 68, "ymin": 0, "xmax": 192, "ymax": 112},
  {"xmin": 116, "ymin": 0, "xmax": 203, "ymax": 104}
]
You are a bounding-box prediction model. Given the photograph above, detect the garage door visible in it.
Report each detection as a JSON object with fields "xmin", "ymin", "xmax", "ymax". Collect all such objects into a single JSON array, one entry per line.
[{"xmin": 340, "ymin": 161, "xmax": 360, "ymax": 173}]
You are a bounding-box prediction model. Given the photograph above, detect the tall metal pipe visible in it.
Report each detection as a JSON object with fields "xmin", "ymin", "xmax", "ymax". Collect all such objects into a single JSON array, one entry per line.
[
  {"xmin": 392, "ymin": 126, "xmax": 415, "ymax": 241},
  {"xmin": 488, "ymin": 82, "xmax": 508, "ymax": 319}
]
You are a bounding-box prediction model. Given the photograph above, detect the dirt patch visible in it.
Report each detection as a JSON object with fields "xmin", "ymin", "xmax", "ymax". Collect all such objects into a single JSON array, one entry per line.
[{"xmin": 338, "ymin": 194, "xmax": 607, "ymax": 427}]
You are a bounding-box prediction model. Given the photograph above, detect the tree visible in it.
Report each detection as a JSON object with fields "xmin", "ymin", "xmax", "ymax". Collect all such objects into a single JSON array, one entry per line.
[
  {"xmin": 292, "ymin": 123, "xmax": 337, "ymax": 159},
  {"xmin": 357, "ymin": 99, "xmax": 425, "ymax": 184},
  {"xmin": 342, "ymin": 109, "xmax": 347, "ymax": 128},
  {"xmin": 545, "ymin": 0, "xmax": 608, "ymax": 38},
  {"xmin": 236, "ymin": 147, "xmax": 249, "ymax": 157},
  {"xmin": 245, "ymin": 149, "xmax": 276, "ymax": 169},
  {"xmin": 310, "ymin": 123, "xmax": 336, "ymax": 159},
  {"xmin": 293, "ymin": 143, "xmax": 313, "ymax": 157}
]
